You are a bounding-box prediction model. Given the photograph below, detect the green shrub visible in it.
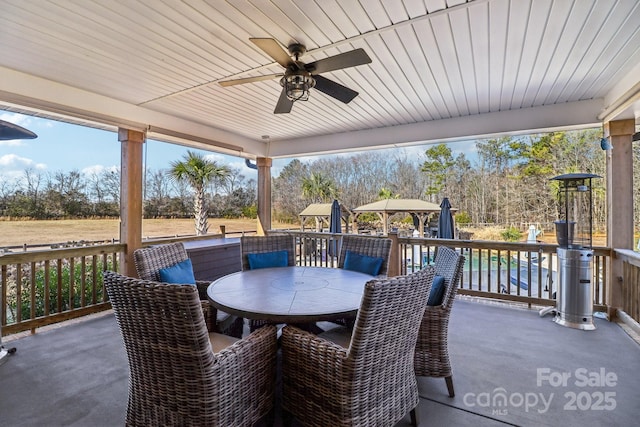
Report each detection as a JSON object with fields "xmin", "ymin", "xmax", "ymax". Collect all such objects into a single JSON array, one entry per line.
[
  {"xmin": 501, "ymin": 226, "xmax": 522, "ymax": 242},
  {"xmin": 10, "ymin": 257, "xmax": 115, "ymax": 322},
  {"xmin": 242, "ymin": 205, "xmax": 257, "ymax": 219},
  {"xmin": 455, "ymin": 211, "xmax": 472, "ymax": 225}
]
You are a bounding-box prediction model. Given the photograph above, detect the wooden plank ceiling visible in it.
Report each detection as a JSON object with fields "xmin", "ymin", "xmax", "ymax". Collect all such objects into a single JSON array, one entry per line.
[{"xmin": 0, "ymin": 0, "xmax": 639, "ymax": 159}]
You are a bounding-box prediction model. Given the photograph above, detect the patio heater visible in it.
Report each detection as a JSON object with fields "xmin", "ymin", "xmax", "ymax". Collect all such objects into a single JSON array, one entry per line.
[{"xmin": 550, "ymin": 173, "xmax": 601, "ymax": 330}]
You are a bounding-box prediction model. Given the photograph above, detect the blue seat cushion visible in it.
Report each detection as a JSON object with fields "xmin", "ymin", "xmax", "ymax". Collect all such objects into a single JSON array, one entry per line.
[
  {"xmin": 247, "ymin": 250, "xmax": 289, "ymax": 270},
  {"xmin": 427, "ymin": 275, "xmax": 446, "ymax": 306},
  {"xmin": 343, "ymin": 250, "xmax": 384, "ymax": 276},
  {"xmin": 158, "ymin": 258, "xmax": 196, "ymax": 285}
]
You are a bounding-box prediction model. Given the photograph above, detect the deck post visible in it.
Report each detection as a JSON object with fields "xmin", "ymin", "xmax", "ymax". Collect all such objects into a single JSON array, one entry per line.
[
  {"xmin": 256, "ymin": 157, "xmax": 272, "ymax": 236},
  {"xmin": 604, "ymin": 119, "xmax": 635, "ymax": 319},
  {"xmin": 118, "ymin": 128, "xmax": 145, "ymax": 277}
]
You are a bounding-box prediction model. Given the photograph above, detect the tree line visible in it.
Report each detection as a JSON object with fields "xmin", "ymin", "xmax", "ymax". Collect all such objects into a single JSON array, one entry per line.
[
  {"xmin": 1, "ymin": 128, "xmax": 638, "ymax": 234},
  {"xmin": 273, "ymin": 129, "xmax": 640, "ymax": 232},
  {"xmin": 0, "ymin": 163, "xmax": 256, "ymax": 221}
]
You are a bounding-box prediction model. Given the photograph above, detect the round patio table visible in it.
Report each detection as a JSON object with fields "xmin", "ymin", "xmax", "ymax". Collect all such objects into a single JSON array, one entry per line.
[{"xmin": 207, "ymin": 266, "xmax": 373, "ymax": 324}]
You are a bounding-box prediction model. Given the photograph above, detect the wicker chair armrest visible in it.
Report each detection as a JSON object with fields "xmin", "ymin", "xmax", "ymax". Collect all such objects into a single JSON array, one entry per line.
[
  {"xmin": 423, "ymin": 305, "xmax": 445, "ymax": 315},
  {"xmin": 282, "ymin": 325, "xmax": 349, "ymax": 360},
  {"xmin": 418, "ymin": 306, "xmax": 448, "ymax": 333},
  {"xmin": 195, "ymin": 280, "xmax": 211, "ymax": 301},
  {"xmin": 216, "ymin": 325, "xmax": 278, "ymax": 370},
  {"xmin": 207, "ymin": 325, "xmax": 278, "ymax": 420},
  {"xmin": 281, "ymin": 325, "xmax": 349, "ymax": 393}
]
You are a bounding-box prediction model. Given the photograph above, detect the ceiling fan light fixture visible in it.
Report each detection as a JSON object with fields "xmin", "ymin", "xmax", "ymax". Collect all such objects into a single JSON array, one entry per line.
[{"xmin": 281, "ymin": 71, "xmax": 315, "ymax": 102}]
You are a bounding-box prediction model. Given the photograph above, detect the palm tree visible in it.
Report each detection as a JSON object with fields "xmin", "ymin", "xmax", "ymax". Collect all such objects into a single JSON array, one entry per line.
[
  {"xmin": 301, "ymin": 172, "xmax": 338, "ymax": 203},
  {"xmin": 168, "ymin": 151, "xmax": 230, "ymax": 235},
  {"xmin": 377, "ymin": 187, "xmax": 400, "ymax": 200}
]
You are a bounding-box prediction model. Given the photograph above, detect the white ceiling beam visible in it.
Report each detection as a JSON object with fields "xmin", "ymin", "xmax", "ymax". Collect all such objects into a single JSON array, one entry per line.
[
  {"xmin": 268, "ymin": 99, "xmax": 604, "ymax": 158},
  {"xmin": 599, "ymin": 61, "xmax": 640, "ymax": 123},
  {"xmin": 0, "ymin": 66, "xmax": 265, "ymax": 158}
]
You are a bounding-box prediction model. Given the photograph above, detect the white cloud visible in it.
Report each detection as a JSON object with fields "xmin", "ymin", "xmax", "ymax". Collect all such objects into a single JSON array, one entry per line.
[
  {"xmin": 203, "ymin": 153, "xmax": 227, "ymax": 163},
  {"xmin": 81, "ymin": 164, "xmax": 118, "ymax": 175},
  {"xmin": 0, "ymin": 170, "xmax": 23, "ymax": 181},
  {"xmin": 0, "ymin": 139, "xmax": 24, "ymax": 147},
  {"xmin": 0, "ymin": 153, "xmax": 46, "ymax": 170}
]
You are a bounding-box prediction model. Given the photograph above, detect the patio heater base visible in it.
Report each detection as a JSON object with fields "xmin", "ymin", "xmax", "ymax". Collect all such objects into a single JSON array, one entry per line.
[
  {"xmin": 0, "ymin": 345, "xmax": 16, "ymax": 366},
  {"xmin": 539, "ymin": 306, "xmax": 556, "ymax": 317},
  {"xmin": 554, "ymin": 248, "xmax": 596, "ymax": 331},
  {"xmin": 554, "ymin": 312, "xmax": 596, "ymax": 331}
]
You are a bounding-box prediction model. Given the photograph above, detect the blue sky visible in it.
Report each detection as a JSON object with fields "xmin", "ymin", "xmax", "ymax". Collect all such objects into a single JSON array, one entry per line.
[{"xmin": 1, "ymin": 110, "xmax": 478, "ymax": 182}]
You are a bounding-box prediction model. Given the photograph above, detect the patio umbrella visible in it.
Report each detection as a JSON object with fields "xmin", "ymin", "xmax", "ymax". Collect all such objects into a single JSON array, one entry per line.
[
  {"xmin": 0, "ymin": 119, "xmax": 37, "ymax": 140},
  {"xmin": 329, "ymin": 199, "xmax": 342, "ymax": 234},
  {"xmin": 329, "ymin": 199, "xmax": 341, "ymax": 256},
  {"xmin": 437, "ymin": 197, "xmax": 454, "ymax": 239}
]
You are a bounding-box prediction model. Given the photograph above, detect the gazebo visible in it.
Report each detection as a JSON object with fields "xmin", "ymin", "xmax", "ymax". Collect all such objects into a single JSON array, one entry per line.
[
  {"xmin": 352, "ymin": 199, "xmax": 446, "ymax": 237},
  {"xmin": 299, "ymin": 203, "xmax": 351, "ymax": 233}
]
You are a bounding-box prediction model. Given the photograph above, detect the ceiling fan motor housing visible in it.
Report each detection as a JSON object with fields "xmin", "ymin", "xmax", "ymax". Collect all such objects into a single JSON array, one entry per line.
[{"xmin": 287, "ymin": 43, "xmax": 307, "ymax": 59}]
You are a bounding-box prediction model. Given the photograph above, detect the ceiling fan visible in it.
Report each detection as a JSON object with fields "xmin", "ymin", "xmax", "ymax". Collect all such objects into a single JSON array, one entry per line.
[{"xmin": 219, "ymin": 38, "xmax": 372, "ymax": 114}]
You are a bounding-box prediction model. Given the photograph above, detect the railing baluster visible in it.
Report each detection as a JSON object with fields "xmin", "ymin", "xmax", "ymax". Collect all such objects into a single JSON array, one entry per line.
[
  {"xmin": 44, "ymin": 261, "xmax": 50, "ymax": 316},
  {"xmin": 57, "ymin": 260, "xmax": 63, "ymax": 313},
  {"xmin": 69, "ymin": 257, "xmax": 75, "ymax": 311},
  {"xmin": 16, "ymin": 263, "xmax": 22, "ymax": 323},
  {"xmin": 92, "ymin": 255, "xmax": 98, "ymax": 305},
  {"xmin": 30, "ymin": 262, "xmax": 36, "ymax": 331},
  {"xmin": 80, "ymin": 256, "xmax": 86, "ymax": 308},
  {"xmin": 2, "ymin": 265, "xmax": 7, "ymax": 327}
]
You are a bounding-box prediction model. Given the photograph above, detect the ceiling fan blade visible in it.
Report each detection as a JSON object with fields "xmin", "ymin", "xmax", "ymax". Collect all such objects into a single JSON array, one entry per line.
[
  {"xmin": 0, "ymin": 119, "xmax": 37, "ymax": 140},
  {"xmin": 306, "ymin": 48, "xmax": 371, "ymax": 75},
  {"xmin": 219, "ymin": 73, "xmax": 282, "ymax": 87},
  {"xmin": 313, "ymin": 75, "xmax": 359, "ymax": 104},
  {"xmin": 250, "ymin": 38, "xmax": 294, "ymax": 68},
  {"xmin": 274, "ymin": 88, "xmax": 293, "ymax": 114}
]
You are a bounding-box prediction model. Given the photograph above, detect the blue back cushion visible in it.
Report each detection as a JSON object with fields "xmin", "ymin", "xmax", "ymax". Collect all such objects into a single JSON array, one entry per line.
[
  {"xmin": 427, "ymin": 275, "xmax": 446, "ymax": 306},
  {"xmin": 343, "ymin": 250, "xmax": 384, "ymax": 276},
  {"xmin": 247, "ymin": 250, "xmax": 289, "ymax": 270},
  {"xmin": 158, "ymin": 258, "xmax": 196, "ymax": 285}
]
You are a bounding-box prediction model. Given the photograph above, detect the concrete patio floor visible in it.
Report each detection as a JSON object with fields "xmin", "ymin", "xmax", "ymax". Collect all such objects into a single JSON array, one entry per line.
[{"xmin": 1, "ymin": 298, "xmax": 639, "ymax": 426}]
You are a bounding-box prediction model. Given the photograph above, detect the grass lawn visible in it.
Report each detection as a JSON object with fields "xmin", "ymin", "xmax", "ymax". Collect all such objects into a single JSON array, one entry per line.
[{"xmin": 0, "ymin": 218, "xmax": 295, "ymax": 247}]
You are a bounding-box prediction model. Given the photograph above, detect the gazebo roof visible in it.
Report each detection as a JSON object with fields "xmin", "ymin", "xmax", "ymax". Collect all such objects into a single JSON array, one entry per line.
[
  {"xmin": 299, "ymin": 203, "xmax": 350, "ymax": 218},
  {"xmin": 299, "ymin": 203, "xmax": 333, "ymax": 217},
  {"xmin": 353, "ymin": 199, "xmax": 443, "ymax": 213}
]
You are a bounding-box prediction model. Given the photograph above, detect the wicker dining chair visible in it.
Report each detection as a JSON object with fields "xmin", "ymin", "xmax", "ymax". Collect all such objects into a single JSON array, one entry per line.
[
  {"xmin": 240, "ymin": 234, "xmax": 296, "ymax": 271},
  {"xmin": 103, "ymin": 271, "xmax": 278, "ymax": 427},
  {"xmin": 240, "ymin": 234, "xmax": 296, "ymax": 331},
  {"xmin": 281, "ymin": 266, "xmax": 435, "ymax": 427},
  {"xmin": 414, "ymin": 246, "xmax": 465, "ymax": 397},
  {"xmin": 333, "ymin": 235, "xmax": 392, "ymax": 327},
  {"xmin": 133, "ymin": 242, "xmax": 243, "ymax": 338},
  {"xmin": 337, "ymin": 235, "xmax": 392, "ymax": 277}
]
